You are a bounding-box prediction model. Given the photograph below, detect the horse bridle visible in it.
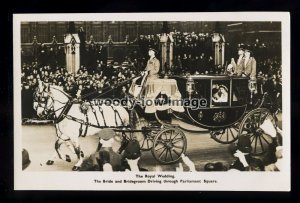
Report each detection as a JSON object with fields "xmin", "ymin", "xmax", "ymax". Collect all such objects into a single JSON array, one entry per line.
[
  {"xmin": 34, "ymin": 85, "xmax": 72, "ymax": 120},
  {"xmin": 33, "ymin": 88, "xmax": 53, "ymax": 117}
]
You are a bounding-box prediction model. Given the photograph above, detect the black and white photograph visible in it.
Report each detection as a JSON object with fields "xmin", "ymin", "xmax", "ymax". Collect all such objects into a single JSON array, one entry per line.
[{"xmin": 14, "ymin": 13, "xmax": 290, "ymax": 191}]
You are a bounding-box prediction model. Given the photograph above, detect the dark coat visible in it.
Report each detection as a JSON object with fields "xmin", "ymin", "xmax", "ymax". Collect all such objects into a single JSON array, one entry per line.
[{"xmin": 229, "ymin": 155, "xmax": 264, "ymax": 171}]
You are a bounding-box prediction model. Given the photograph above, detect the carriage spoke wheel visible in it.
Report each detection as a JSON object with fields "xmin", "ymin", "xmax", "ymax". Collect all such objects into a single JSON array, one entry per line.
[
  {"xmin": 129, "ymin": 108, "xmax": 153, "ymax": 151},
  {"xmin": 151, "ymin": 128, "xmax": 187, "ymax": 164},
  {"xmin": 210, "ymin": 122, "xmax": 240, "ymax": 144},
  {"xmin": 139, "ymin": 127, "xmax": 157, "ymax": 151},
  {"xmin": 239, "ymin": 108, "xmax": 275, "ymax": 155}
]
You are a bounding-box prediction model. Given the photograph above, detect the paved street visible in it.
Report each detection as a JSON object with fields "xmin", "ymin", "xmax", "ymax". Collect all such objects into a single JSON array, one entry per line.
[{"xmin": 22, "ymin": 120, "xmax": 237, "ymax": 172}]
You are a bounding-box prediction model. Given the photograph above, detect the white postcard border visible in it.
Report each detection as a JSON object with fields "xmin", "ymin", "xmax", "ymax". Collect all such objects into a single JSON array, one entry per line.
[{"xmin": 13, "ymin": 12, "xmax": 291, "ymax": 191}]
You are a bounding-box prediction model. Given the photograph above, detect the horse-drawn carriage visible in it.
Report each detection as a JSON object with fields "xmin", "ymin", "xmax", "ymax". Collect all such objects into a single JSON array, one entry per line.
[
  {"xmin": 33, "ymin": 73, "xmax": 280, "ymax": 169},
  {"xmin": 125, "ymin": 74, "xmax": 278, "ymax": 164}
]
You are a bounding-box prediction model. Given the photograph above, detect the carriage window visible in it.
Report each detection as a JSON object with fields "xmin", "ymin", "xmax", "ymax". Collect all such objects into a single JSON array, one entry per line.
[
  {"xmin": 232, "ymin": 79, "xmax": 249, "ymax": 105},
  {"xmin": 211, "ymin": 81, "xmax": 230, "ymax": 106}
]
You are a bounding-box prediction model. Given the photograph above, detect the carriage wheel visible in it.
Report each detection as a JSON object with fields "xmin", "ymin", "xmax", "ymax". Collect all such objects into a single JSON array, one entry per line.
[
  {"xmin": 210, "ymin": 122, "xmax": 240, "ymax": 144},
  {"xmin": 119, "ymin": 128, "xmax": 154, "ymax": 151},
  {"xmin": 129, "ymin": 108, "xmax": 154, "ymax": 151},
  {"xmin": 120, "ymin": 131, "xmax": 136, "ymax": 141},
  {"xmin": 239, "ymin": 108, "xmax": 275, "ymax": 155},
  {"xmin": 151, "ymin": 128, "xmax": 187, "ymax": 164}
]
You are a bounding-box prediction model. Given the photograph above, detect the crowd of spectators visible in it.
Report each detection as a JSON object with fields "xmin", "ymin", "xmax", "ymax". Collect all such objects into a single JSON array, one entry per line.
[
  {"xmin": 21, "ymin": 60, "xmax": 139, "ymax": 97},
  {"xmin": 21, "ymin": 54, "xmax": 140, "ymax": 119},
  {"xmin": 171, "ymin": 32, "xmax": 214, "ymax": 75},
  {"xmin": 21, "ymin": 32, "xmax": 282, "ymax": 118}
]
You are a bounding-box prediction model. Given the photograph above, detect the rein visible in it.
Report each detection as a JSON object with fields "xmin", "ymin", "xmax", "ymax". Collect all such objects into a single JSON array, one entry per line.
[{"xmin": 37, "ymin": 84, "xmax": 130, "ymax": 137}]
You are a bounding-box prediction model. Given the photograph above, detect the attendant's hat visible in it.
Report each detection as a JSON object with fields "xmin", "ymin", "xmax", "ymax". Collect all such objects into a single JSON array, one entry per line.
[
  {"xmin": 148, "ymin": 47, "xmax": 158, "ymax": 55},
  {"xmin": 96, "ymin": 129, "xmax": 115, "ymax": 140},
  {"xmin": 237, "ymin": 43, "xmax": 246, "ymax": 50},
  {"xmin": 244, "ymin": 44, "xmax": 253, "ymax": 54}
]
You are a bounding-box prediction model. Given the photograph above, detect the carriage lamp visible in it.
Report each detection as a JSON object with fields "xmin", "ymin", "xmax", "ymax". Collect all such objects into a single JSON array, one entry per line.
[
  {"xmin": 248, "ymin": 78, "xmax": 257, "ymax": 105},
  {"xmin": 186, "ymin": 76, "xmax": 195, "ymax": 99},
  {"xmin": 248, "ymin": 78, "xmax": 257, "ymax": 93}
]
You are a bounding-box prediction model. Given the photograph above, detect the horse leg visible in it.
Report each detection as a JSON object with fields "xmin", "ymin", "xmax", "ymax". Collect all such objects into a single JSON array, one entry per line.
[
  {"xmin": 55, "ymin": 123, "xmax": 74, "ymax": 163},
  {"xmin": 46, "ymin": 124, "xmax": 64, "ymax": 165},
  {"xmin": 46, "ymin": 139, "xmax": 63, "ymax": 165},
  {"xmin": 59, "ymin": 140, "xmax": 76, "ymax": 163},
  {"xmin": 71, "ymin": 138, "xmax": 84, "ymax": 171}
]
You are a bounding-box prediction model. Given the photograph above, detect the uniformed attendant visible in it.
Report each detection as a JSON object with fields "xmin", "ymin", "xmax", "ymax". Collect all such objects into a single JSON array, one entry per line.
[
  {"xmin": 144, "ymin": 47, "xmax": 160, "ymax": 84},
  {"xmin": 231, "ymin": 44, "xmax": 245, "ymax": 75},
  {"xmin": 242, "ymin": 45, "xmax": 257, "ymax": 79}
]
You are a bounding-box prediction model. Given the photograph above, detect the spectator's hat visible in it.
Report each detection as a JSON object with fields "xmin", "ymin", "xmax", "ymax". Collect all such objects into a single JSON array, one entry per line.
[
  {"xmin": 122, "ymin": 61, "xmax": 129, "ymax": 66},
  {"xmin": 148, "ymin": 47, "xmax": 158, "ymax": 55},
  {"xmin": 236, "ymin": 135, "xmax": 252, "ymax": 153},
  {"xmin": 22, "ymin": 149, "xmax": 31, "ymax": 170},
  {"xmin": 96, "ymin": 129, "xmax": 115, "ymax": 141},
  {"xmin": 123, "ymin": 140, "xmax": 141, "ymax": 160},
  {"xmin": 204, "ymin": 162, "xmax": 227, "ymax": 171},
  {"xmin": 113, "ymin": 62, "xmax": 119, "ymax": 68}
]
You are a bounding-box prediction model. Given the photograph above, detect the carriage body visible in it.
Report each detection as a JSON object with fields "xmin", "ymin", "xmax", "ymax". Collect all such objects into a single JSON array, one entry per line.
[
  {"xmin": 172, "ymin": 75, "xmax": 250, "ymax": 129},
  {"xmin": 125, "ymin": 73, "xmax": 278, "ymax": 164}
]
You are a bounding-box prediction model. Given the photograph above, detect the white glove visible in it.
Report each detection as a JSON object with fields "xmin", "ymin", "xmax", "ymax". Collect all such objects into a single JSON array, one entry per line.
[
  {"xmin": 233, "ymin": 150, "xmax": 249, "ymax": 167},
  {"xmin": 126, "ymin": 157, "xmax": 140, "ymax": 171},
  {"xmin": 176, "ymin": 163, "xmax": 184, "ymax": 172},
  {"xmin": 181, "ymin": 154, "xmax": 196, "ymax": 172}
]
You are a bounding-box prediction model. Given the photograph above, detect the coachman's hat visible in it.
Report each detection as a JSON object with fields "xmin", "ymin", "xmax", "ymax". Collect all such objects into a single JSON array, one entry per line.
[{"xmin": 148, "ymin": 47, "xmax": 158, "ymax": 55}]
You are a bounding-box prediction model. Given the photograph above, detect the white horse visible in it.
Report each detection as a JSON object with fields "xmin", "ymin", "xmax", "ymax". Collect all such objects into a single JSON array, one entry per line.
[{"xmin": 34, "ymin": 81, "xmax": 130, "ymax": 170}]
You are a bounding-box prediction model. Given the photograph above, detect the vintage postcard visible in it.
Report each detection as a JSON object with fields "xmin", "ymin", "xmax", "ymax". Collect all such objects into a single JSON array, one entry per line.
[{"xmin": 14, "ymin": 12, "xmax": 290, "ymax": 191}]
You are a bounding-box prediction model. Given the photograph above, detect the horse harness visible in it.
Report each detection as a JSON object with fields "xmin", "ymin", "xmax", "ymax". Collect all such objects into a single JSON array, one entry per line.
[
  {"xmin": 51, "ymin": 99, "xmax": 126, "ymax": 138},
  {"xmin": 37, "ymin": 86, "xmax": 127, "ymax": 138}
]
